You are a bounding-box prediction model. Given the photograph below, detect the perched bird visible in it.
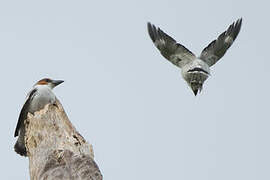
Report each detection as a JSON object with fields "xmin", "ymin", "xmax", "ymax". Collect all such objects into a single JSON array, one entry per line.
[
  {"xmin": 147, "ymin": 18, "xmax": 242, "ymax": 95},
  {"xmin": 14, "ymin": 78, "xmax": 64, "ymax": 156}
]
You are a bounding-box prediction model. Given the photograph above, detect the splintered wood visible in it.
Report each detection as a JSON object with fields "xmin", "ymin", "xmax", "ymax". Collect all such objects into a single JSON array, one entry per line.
[{"xmin": 25, "ymin": 100, "xmax": 102, "ymax": 180}]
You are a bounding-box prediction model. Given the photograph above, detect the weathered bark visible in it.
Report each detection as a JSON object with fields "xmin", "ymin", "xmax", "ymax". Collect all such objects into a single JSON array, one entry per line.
[{"xmin": 24, "ymin": 99, "xmax": 103, "ymax": 180}]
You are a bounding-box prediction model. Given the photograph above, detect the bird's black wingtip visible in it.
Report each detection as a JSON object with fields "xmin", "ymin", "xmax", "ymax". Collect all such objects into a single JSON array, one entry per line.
[
  {"xmin": 236, "ymin": 17, "xmax": 243, "ymax": 27},
  {"xmin": 14, "ymin": 127, "xmax": 19, "ymax": 137},
  {"xmin": 147, "ymin": 22, "xmax": 157, "ymax": 42}
]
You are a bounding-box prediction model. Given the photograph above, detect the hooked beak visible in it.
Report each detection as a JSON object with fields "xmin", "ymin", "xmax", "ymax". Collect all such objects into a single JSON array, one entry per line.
[{"xmin": 52, "ymin": 80, "xmax": 64, "ymax": 87}]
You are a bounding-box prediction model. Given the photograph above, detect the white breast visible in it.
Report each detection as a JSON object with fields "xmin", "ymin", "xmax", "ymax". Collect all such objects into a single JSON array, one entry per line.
[{"xmin": 28, "ymin": 85, "xmax": 56, "ymax": 113}]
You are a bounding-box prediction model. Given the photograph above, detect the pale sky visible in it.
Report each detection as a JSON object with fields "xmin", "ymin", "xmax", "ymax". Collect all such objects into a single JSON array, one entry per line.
[{"xmin": 1, "ymin": 0, "xmax": 269, "ymax": 179}]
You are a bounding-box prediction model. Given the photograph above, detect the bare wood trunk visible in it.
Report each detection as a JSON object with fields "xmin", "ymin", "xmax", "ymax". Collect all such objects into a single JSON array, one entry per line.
[{"xmin": 25, "ymin": 99, "xmax": 103, "ymax": 180}]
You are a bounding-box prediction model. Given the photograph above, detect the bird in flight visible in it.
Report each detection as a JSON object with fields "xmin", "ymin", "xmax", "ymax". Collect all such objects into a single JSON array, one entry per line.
[
  {"xmin": 14, "ymin": 78, "xmax": 64, "ymax": 156},
  {"xmin": 147, "ymin": 18, "xmax": 242, "ymax": 95}
]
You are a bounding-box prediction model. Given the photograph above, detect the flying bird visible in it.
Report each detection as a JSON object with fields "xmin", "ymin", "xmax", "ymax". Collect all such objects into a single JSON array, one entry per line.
[
  {"xmin": 147, "ymin": 18, "xmax": 242, "ymax": 95},
  {"xmin": 14, "ymin": 78, "xmax": 64, "ymax": 156}
]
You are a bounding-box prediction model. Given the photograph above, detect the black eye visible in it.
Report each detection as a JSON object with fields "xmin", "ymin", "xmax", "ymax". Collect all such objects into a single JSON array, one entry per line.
[{"xmin": 44, "ymin": 78, "xmax": 51, "ymax": 82}]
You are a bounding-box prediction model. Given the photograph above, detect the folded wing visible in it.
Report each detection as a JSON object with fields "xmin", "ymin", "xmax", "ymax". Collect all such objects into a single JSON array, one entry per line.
[
  {"xmin": 200, "ymin": 18, "xmax": 242, "ymax": 67},
  {"xmin": 14, "ymin": 89, "xmax": 37, "ymax": 137},
  {"xmin": 147, "ymin": 22, "xmax": 196, "ymax": 67}
]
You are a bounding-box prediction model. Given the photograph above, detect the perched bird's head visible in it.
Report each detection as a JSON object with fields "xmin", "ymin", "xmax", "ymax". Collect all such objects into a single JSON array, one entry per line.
[{"xmin": 35, "ymin": 78, "xmax": 64, "ymax": 89}]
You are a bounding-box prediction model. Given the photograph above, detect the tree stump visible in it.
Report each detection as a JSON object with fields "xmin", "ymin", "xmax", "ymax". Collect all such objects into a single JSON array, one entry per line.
[{"xmin": 24, "ymin": 99, "xmax": 103, "ymax": 180}]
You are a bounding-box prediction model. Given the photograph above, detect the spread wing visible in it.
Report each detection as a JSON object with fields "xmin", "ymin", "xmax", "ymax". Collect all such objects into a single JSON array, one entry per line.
[
  {"xmin": 199, "ymin": 18, "xmax": 242, "ymax": 67},
  {"xmin": 14, "ymin": 89, "xmax": 37, "ymax": 137},
  {"xmin": 147, "ymin": 22, "xmax": 196, "ymax": 67}
]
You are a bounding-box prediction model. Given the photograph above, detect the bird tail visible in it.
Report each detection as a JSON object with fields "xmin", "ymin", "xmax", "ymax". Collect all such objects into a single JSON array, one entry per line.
[{"xmin": 14, "ymin": 134, "xmax": 27, "ymax": 156}]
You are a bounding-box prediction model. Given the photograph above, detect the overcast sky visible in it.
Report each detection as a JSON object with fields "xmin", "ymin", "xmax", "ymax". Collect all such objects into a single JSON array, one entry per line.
[{"xmin": 1, "ymin": 0, "xmax": 269, "ymax": 179}]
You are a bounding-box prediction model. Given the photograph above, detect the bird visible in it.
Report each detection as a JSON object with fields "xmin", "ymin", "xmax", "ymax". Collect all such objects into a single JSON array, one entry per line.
[
  {"xmin": 147, "ymin": 18, "xmax": 242, "ymax": 95},
  {"xmin": 14, "ymin": 78, "xmax": 64, "ymax": 156}
]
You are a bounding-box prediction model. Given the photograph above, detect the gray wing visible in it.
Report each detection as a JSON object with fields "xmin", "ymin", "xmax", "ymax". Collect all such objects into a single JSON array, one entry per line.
[
  {"xmin": 14, "ymin": 89, "xmax": 37, "ymax": 137},
  {"xmin": 147, "ymin": 22, "xmax": 196, "ymax": 67},
  {"xmin": 199, "ymin": 18, "xmax": 242, "ymax": 67}
]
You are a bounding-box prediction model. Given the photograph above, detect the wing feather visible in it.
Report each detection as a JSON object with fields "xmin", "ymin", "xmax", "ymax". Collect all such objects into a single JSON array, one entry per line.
[
  {"xmin": 14, "ymin": 89, "xmax": 37, "ymax": 137},
  {"xmin": 199, "ymin": 18, "xmax": 242, "ymax": 66},
  {"xmin": 147, "ymin": 22, "xmax": 196, "ymax": 67}
]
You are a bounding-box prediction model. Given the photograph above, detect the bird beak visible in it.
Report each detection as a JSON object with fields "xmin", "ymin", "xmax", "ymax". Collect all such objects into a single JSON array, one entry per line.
[
  {"xmin": 52, "ymin": 80, "xmax": 64, "ymax": 87},
  {"xmin": 193, "ymin": 89, "xmax": 198, "ymax": 96}
]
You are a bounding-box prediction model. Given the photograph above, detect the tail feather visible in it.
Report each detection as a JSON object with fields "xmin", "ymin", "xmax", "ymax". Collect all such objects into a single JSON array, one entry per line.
[
  {"xmin": 14, "ymin": 140, "xmax": 27, "ymax": 156},
  {"xmin": 14, "ymin": 134, "xmax": 27, "ymax": 156}
]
